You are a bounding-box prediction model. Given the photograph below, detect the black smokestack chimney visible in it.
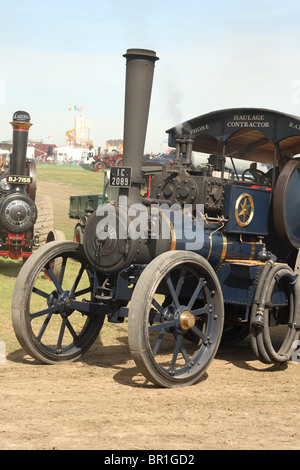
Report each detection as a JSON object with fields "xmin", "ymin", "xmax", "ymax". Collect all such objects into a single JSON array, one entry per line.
[
  {"xmin": 10, "ymin": 110, "xmax": 32, "ymax": 193},
  {"xmin": 121, "ymin": 49, "xmax": 159, "ymax": 203}
]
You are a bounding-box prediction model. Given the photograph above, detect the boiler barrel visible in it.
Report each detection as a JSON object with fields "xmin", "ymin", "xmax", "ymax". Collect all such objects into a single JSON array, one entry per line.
[{"xmin": 164, "ymin": 212, "xmax": 262, "ymax": 268}]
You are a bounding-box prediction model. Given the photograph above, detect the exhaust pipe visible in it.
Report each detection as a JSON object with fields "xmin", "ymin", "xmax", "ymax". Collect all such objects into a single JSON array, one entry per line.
[
  {"xmin": 121, "ymin": 48, "xmax": 159, "ymax": 203},
  {"xmin": 83, "ymin": 48, "xmax": 161, "ymax": 273},
  {"xmin": 9, "ymin": 111, "xmax": 32, "ymax": 193}
]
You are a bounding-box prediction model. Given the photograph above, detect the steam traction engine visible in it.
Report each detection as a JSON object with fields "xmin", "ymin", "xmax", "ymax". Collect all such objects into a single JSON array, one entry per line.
[
  {"xmin": 0, "ymin": 111, "xmax": 38, "ymax": 260},
  {"xmin": 11, "ymin": 50, "xmax": 300, "ymax": 388},
  {"xmin": 0, "ymin": 112, "xmax": 62, "ymax": 261}
]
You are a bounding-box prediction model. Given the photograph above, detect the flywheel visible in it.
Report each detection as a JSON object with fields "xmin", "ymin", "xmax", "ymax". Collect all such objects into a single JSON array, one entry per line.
[{"xmin": 273, "ymin": 159, "xmax": 300, "ymax": 248}]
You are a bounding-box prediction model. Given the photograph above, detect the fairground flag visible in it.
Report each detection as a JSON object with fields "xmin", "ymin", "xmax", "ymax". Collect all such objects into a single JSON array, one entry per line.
[{"xmin": 68, "ymin": 105, "xmax": 86, "ymax": 111}]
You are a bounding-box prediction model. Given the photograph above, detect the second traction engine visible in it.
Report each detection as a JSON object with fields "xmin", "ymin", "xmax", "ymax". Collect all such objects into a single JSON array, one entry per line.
[{"xmin": 0, "ymin": 111, "xmax": 37, "ymax": 259}]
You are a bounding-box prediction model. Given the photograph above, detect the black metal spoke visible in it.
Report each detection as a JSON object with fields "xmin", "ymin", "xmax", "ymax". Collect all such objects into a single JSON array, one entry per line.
[
  {"xmin": 74, "ymin": 286, "xmax": 92, "ymax": 297},
  {"xmin": 58, "ymin": 256, "xmax": 67, "ymax": 285},
  {"xmin": 152, "ymin": 329, "xmax": 166, "ymax": 357},
  {"xmin": 169, "ymin": 333, "xmax": 182, "ymax": 372},
  {"xmin": 70, "ymin": 264, "xmax": 85, "ymax": 294},
  {"xmin": 36, "ymin": 313, "xmax": 52, "ymax": 342},
  {"xmin": 56, "ymin": 317, "xmax": 67, "ymax": 351},
  {"xmin": 32, "ymin": 286, "xmax": 50, "ymax": 300},
  {"xmin": 175, "ymin": 269, "xmax": 185, "ymax": 297},
  {"xmin": 66, "ymin": 319, "xmax": 78, "ymax": 341},
  {"xmin": 191, "ymin": 304, "xmax": 210, "ymax": 317},
  {"xmin": 187, "ymin": 278, "xmax": 205, "ymax": 310},
  {"xmin": 151, "ymin": 297, "xmax": 164, "ymax": 314},
  {"xmin": 179, "ymin": 341, "xmax": 190, "ymax": 364},
  {"xmin": 165, "ymin": 273, "xmax": 180, "ymax": 309},
  {"xmin": 149, "ymin": 320, "xmax": 175, "ymax": 332},
  {"xmin": 44, "ymin": 266, "xmax": 63, "ymax": 294},
  {"xmin": 191, "ymin": 325, "xmax": 209, "ymax": 343},
  {"xmin": 30, "ymin": 306, "xmax": 57, "ymax": 320}
]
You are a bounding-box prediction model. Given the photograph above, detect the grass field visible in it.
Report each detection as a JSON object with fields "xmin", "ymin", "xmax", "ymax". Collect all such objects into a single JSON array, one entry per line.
[{"xmin": 35, "ymin": 163, "xmax": 105, "ymax": 240}]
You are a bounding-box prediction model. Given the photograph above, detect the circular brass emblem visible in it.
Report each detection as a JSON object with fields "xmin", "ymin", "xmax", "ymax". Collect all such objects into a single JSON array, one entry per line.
[{"xmin": 235, "ymin": 193, "xmax": 254, "ymax": 227}]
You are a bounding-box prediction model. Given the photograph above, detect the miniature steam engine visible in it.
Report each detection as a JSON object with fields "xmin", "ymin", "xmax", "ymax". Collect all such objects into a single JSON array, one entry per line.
[
  {"xmin": 0, "ymin": 111, "xmax": 38, "ymax": 259},
  {"xmin": 11, "ymin": 49, "xmax": 300, "ymax": 388}
]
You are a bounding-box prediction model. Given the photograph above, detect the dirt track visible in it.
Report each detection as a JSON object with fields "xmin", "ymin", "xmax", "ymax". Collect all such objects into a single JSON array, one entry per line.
[
  {"xmin": 0, "ymin": 176, "xmax": 299, "ymax": 451},
  {"xmin": 0, "ymin": 324, "xmax": 299, "ymax": 451}
]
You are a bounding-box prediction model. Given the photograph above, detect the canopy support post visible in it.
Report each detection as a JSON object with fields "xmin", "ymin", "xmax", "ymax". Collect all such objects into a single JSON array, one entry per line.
[{"xmin": 271, "ymin": 144, "xmax": 279, "ymax": 192}]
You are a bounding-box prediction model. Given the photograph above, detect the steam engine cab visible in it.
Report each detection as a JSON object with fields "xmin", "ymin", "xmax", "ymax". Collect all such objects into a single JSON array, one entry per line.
[
  {"xmin": 163, "ymin": 108, "xmax": 300, "ymax": 256},
  {"xmin": 153, "ymin": 108, "xmax": 300, "ymax": 329}
]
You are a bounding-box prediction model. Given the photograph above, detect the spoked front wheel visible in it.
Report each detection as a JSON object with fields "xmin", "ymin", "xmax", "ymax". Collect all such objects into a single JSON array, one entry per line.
[
  {"xmin": 128, "ymin": 251, "xmax": 224, "ymax": 388},
  {"xmin": 12, "ymin": 241, "xmax": 105, "ymax": 364}
]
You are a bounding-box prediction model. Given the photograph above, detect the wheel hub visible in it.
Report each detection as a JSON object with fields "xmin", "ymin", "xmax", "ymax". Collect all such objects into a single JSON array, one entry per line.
[
  {"xmin": 164, "ymin": 306, "xmax": 196, "ymax": 332},
  {"xmin": 180, "ymin": 310, "xmax": 196, "ymax": 330},
  {"xmin": 48, "ymin": 290, "xmax": 75, "ymax": 316}
]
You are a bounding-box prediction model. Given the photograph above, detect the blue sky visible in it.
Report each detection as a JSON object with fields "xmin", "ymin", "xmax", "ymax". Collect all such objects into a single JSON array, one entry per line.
[{"xmin": 1, "ymin": 0, "xmax": 300, "ymax": 152}]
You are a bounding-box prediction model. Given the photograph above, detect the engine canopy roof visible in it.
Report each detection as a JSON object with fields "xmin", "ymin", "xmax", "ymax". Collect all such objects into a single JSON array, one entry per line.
[{"xmin": 166, "ymin": 108, "xmax": 300, "ymax": 164}]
